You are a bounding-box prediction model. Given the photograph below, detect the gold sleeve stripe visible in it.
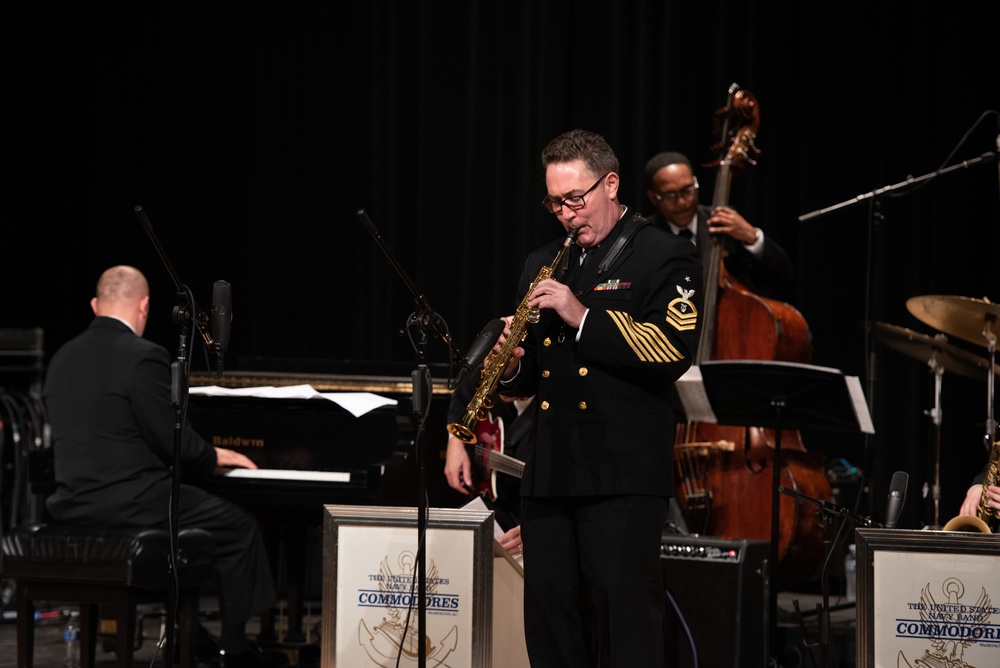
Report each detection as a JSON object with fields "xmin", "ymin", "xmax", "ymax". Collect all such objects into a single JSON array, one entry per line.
[{"xmin": 608, "ymin": 310, "xmax": 683, "ymax": 363}]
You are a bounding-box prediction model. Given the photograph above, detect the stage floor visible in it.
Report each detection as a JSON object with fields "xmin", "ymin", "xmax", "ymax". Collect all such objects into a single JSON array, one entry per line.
[
  {"xmin": 0, "ymin": 592, "xmax": 853, "ymax": 668},
  {"xmin": 0, "ymin": 597, "xmax": 321, "ymax": 668}
]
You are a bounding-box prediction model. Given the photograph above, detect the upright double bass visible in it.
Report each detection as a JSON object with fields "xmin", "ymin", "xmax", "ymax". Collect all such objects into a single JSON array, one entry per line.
[{"xmin": 673, "ymin": 84, "xmax": 831, "ymax": 588}]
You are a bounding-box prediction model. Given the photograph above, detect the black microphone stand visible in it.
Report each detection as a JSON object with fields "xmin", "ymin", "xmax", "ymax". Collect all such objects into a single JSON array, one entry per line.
[
  {"xmin": 135, "ymin": 205, "xmax": 218, "ymax": 666},
  {"xmin": 357, "ymin": 209, "xmax": 463, "ymax": 668},
  {"xmin": 779, "ymin": 486, "xmax": 877, "ymax": 668}
]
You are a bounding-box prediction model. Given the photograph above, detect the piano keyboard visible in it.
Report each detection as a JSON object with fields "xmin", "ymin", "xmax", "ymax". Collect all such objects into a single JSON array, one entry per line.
[{"xmin": 220, "ymin": 468, "xmax": 352, "ymax": 483}]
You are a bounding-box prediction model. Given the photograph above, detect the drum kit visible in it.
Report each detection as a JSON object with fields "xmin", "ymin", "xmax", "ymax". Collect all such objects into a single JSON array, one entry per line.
[{"xmin": 871, "ymin": 295, "xmax": 998, "ymax": 528}]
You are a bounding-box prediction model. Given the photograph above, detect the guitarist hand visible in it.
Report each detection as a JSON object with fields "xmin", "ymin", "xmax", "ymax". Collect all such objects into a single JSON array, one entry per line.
[
  {"xmin": 498, "ymin": 524, "xmax": 523, "ymax": 557},
  {"xmin": 444, "ymin": 434, "xmax": 476, "ymax": 495}
]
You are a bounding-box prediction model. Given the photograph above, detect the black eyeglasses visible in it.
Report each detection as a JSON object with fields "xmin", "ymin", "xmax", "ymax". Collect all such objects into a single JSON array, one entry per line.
[
  {"xmin": 541, "ymin": 173, "xmax": 609, "ymax": 214},
  {"xmin": 651, "ymin": 177, "xmax": 699, "ymax": 203}
]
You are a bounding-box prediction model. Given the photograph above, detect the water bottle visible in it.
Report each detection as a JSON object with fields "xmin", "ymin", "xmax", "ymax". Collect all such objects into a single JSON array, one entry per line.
[
  {"xmin": 64, "ymin": 610, "xmax": 81, "ymax": 668},
  {"xmin": 844, "ymin": 543, "xmax": 857, "ymax": 601}
]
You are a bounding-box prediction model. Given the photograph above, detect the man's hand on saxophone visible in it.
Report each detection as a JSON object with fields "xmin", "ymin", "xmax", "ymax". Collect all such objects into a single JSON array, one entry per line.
[
  {"xmin": 487, "ymin": 315, "xmax": 523, "ymax": 382},
  {"xmin": 491, "ymin": 274, "xmax": 590, "ymax": 383},
  {"xmin": 527, "ymin": 278, "xmax": 588, "ymax": 329}
]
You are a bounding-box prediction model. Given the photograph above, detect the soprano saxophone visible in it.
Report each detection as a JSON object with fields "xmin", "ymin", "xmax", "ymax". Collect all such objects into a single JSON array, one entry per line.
[
  {"xmin": 942, "ymin": 438, "xmax": 999, "ymax": 533},
  {"xmin": 447, "ymin": 229, "xmax": 578, "ymax": 444}
]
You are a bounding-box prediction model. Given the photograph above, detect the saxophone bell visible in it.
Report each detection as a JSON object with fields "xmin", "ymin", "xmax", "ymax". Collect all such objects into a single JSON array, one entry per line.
[{"xmin": 941, "ymin": 514, "xmax": 992, "ymax": 533}]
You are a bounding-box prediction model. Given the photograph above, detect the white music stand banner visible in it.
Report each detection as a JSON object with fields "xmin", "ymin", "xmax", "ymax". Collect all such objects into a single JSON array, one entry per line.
[
  {"xmin": 855, "ymin": 528, "xmax": 1000, "ymax": 668},
  {"xmin": 321, "ymin": 504, "xmax": 494, "ymax": 668}
]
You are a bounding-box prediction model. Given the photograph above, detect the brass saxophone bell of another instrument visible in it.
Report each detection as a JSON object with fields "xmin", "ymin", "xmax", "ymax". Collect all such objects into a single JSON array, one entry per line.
[{"xmin": 941, "ymin": 514, "xmax": 992, "ymax": 533}]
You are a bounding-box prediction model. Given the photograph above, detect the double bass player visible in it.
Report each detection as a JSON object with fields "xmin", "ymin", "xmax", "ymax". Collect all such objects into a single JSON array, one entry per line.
[
  {"xmin": 644, "ymin": 150, "xmax": 796, "ymax": 302},
  {"xmin": 643, "ymin": 87, "xmax": 827, "ymax": 593}
]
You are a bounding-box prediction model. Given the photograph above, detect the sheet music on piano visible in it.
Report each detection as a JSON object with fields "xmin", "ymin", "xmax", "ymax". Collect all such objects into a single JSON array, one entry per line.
[{"xmin": 189, "ymin": 383, "xmax": 397, "ymax": 417}]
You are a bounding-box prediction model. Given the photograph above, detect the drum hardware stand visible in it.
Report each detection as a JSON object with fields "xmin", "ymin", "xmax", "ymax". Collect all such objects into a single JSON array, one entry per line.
[
  {"xmin": 779, "ymin": 486, "xmax": 876, "ymax": 668},
  {"xmin": 979, "ymin": 317, "xmax": 997, "ymax": 450},
  {"xmin": 906, "ymin": 294, "xmax": 999, "ymax": 463},
  {"xmin": 869, "ymin": 319, "xmax": 997, "ymax": 528},
  {"xmin": 921, "ymin": 347, "xmax": 946, "ymax": 530},
  {"xmin": 358, "ymin": 209, "xmax": 464, "ymax": 668}
]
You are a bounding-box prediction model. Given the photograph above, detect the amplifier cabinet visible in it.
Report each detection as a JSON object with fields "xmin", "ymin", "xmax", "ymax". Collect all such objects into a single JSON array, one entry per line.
[{"xmin": 661, "ymin": 534, "xmax": 769, "ymax": 668}]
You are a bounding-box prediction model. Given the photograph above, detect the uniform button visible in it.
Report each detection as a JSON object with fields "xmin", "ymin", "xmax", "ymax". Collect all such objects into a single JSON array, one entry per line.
[
  {"xmin": 540, "ymin": 401, "xmax": 550, "ymax": 410},
  {"xmin": 578, "ymin": 402, "xmax": 587, "ymax": 410},
  {"xmin": 578, "ymin": 367, "xmax": 588, "ymax": 376},
  {"xmin": 541, "ymin": 370, "xmax": 550, "ymax": 378},
  {"xmin": 543, "ymin": 337, "xmax": 552, "ymax": 347}
]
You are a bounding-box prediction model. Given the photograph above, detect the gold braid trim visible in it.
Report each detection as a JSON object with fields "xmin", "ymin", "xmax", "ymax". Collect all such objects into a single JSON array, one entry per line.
[{"xmin": 608, "ymin": 310, "xmax": 684, "ymax": 363}]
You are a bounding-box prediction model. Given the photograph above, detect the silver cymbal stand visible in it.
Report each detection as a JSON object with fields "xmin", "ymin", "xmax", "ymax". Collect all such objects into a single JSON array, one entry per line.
[
  {"xmin": 980, "ymin": 316, "xmax": 997, "ymax": 451},
  {"xmin": 921, "ymin": 336, "xmax": 947, "ymax": 530}
]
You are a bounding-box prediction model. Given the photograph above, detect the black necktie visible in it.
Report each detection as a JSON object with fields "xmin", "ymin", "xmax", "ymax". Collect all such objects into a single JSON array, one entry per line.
[
  {"xmin": 677, "ymin": 228, "xmax": 694, "ymax": 244},
  {"xmin": 563, "ymin": 245, "xmax": 585, "ymax": 287}
]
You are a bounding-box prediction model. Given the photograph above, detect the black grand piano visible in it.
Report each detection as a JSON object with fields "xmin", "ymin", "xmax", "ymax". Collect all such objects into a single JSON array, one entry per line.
[{"xmin": 187, "ymin": 365, "xmax": 468, "ymax": 644}]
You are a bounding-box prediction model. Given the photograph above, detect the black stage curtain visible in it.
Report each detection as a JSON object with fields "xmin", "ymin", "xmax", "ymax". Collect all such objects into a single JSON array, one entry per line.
[{"xmin": 7, "ymin": 2, "xmax": 999, "ymax": 532}]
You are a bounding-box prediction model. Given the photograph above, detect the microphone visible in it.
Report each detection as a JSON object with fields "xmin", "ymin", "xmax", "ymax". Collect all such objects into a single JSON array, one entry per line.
[
  {"xmin": 451, "ymin": 319, "xmax": 505, "ymax": 390},
  {"xmin": 883, "ymin": 470, "xmax": 908, "ymax": 529},
  {"xmin": 210, "ymin": 280, "xmax": 232, "ymax": 377}
]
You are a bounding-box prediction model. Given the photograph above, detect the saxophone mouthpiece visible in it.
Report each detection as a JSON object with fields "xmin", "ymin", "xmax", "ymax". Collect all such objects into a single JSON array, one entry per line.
[{"xmin": 564, "ymin": 228, "xmax": 580, "ymax": 245}]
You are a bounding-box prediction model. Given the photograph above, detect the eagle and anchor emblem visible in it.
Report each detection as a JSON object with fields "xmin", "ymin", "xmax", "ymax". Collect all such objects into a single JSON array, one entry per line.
[{"xmin": 357, "ymin": 552, "xmax": 459, "ymax": 667}]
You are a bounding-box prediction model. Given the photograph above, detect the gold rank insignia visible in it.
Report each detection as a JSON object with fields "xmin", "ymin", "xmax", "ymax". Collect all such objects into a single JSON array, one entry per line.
[{"xmin": 666, "ymin": 285, "xmax": 698, "ymax": 331}]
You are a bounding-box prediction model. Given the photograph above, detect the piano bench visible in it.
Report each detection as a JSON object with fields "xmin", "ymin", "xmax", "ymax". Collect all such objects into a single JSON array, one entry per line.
[{"xmin": 0, "ymin": 523, "xmax": 215, "ymax": 668}]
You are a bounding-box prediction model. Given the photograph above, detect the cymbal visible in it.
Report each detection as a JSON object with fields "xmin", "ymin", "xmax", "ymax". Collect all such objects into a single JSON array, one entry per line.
[
  {"xmin": 906, "ymin": 295, "xmax": 1000, "ymax": 348},
  {"xmin": 870, "ymin": 322, "xmax": 997, "ymax": 380}
]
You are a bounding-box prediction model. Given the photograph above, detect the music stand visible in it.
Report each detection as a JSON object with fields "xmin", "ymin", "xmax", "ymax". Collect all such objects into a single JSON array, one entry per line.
[{"xmin": 676, "ymin": 360, "xmax": 874, "ymax": 665}]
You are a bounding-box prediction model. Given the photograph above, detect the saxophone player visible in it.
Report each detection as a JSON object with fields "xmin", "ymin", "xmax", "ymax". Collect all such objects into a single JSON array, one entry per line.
[{"xmin": 493, "ymin": 129, "xmax": 702, "ymax": 666}]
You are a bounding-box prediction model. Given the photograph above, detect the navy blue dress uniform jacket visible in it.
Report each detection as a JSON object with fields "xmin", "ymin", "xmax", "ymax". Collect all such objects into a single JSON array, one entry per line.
[
  {"xmin": 504, "ymin": 212, "xmax": 703, "ymax": 499},
  {"xmin": 45, "ymin": 317, "xmax": 218, "ymax": 524},
  {"xmin": 43, "ymin": 317, "xmax": 277, "ymax": 649}
]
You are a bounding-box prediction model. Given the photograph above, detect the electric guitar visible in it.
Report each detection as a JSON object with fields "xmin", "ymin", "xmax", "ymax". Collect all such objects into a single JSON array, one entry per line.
[{"xmin": 470, "ymin": 411, "xmax": 524, "ymax": 501}]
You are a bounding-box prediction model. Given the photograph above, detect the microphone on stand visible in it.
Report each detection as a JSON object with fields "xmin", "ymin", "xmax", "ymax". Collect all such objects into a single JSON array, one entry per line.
[
  {"xmin": 883, "ymin": 470, "xmax": 909, "ymax": 529},
  {"xmin": 451, "ymin": 319, "xmax": 505, "ymax": 390},
  {"xmin": 210, "ymin": 280, "xmax": 232, "ymax": 377}
]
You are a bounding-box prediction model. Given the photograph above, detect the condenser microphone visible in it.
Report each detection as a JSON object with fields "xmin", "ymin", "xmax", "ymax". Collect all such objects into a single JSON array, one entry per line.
[
  {"xmin": 210, "ymin": 280, "xmax": 232, "ymax": 376},
  {"xmin": 883, "ymin": 470, "xmax": 908, "ymax": 529},
  {"xmin": 451, "ymin": 319, "xmax": 506, "ymax": 390}
]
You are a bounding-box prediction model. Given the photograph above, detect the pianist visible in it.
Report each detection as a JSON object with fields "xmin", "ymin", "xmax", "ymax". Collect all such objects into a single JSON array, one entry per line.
[{"xmin": 43, "ymin": 265, "xmax": 287, "ymax": 668}]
